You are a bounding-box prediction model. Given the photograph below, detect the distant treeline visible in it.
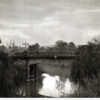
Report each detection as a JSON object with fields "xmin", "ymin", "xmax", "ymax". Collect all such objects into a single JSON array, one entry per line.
[{"xmin": 0, "ymin": 40, "xmax": 77, "ymax": 54}]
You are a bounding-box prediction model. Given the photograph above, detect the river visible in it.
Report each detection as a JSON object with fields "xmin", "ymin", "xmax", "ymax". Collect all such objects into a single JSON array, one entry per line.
[{"xmin": 15, "ymin": 74, "xmax": 78, "ymax": 97}]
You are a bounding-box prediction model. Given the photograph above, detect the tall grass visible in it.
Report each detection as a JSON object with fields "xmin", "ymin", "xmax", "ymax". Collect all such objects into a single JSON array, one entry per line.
[
  {"xmin": 0, "ymin": 52, "xmax": 26, "ymax": 97},
  {"xmin": 71, "ymin": 36, "xmax": 100, "ymax": 84},
  {"xmin": 67, "ymin": 73, "xmax": 100, "ymax": 97},
  {"xmin": 69, "ymin": 36, "xmax": 100, "ymax": 97},
  {"xmin": 54, "ymin": 72, "xmax": 100, "ymax": 97}
]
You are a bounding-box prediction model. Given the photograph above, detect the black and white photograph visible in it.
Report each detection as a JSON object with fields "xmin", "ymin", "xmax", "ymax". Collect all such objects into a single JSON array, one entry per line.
[{"xmin": 0, "ymin": 0, "xmax": 100, "ymax": 98}]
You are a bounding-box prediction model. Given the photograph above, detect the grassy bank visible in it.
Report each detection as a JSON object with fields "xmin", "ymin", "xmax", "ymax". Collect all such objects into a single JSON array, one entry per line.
[{"xmin": 36, "ymin": 60, "xmax": 72, "ymax": 79}]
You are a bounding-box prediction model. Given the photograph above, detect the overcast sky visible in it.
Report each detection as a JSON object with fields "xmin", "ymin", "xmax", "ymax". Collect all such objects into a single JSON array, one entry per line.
[{"xmin": 0, "ymin": 0, "xmax": 100, "ymax": 46}]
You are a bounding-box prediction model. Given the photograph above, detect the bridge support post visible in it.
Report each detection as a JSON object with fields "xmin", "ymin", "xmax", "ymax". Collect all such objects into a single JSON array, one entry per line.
[
  {"xmin": 26, "ymin": 59, "xmax": 30, "ymax": 81},
  {"xmin": 29, "ymin": 64, "xmax": 37, "ymax": 80}
]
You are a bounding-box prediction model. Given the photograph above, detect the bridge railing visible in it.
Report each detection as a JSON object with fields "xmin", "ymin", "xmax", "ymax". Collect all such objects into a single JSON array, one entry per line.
[{"xmin": 13, "ymin": 52, "xmax": 77, "ymax": 58}]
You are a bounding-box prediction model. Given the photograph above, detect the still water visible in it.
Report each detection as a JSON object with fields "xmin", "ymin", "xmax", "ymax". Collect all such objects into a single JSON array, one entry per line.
[{"xmin": 15, "ymin": 74, "xmax": 78, "ymax": 97}]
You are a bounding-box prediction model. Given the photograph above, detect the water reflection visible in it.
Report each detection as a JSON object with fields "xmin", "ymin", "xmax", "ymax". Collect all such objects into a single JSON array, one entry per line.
[
  {"xmin": 16, "ymin": 76, "xmax": 44, "ymax": 97},
  {"xmin": 15, "ymin": 74, "xmax": 78, "ymax": 97},
  {"xmin": 39, "ymin": 74, "xmax": 78, "ymax": 97},
  {"xmin": 39, "ymin": 74, "xmax": 60, "ymax": 97}
]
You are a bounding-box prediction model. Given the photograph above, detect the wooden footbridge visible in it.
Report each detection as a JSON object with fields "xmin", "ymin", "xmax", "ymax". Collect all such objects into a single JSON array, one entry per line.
[
  {"xmin": 10, "ymin": 51, "xmax": 79, "ymax": 59},
  {"xmin": 9, "ymin": 51, "xmax": 79, "ymax": 81}
]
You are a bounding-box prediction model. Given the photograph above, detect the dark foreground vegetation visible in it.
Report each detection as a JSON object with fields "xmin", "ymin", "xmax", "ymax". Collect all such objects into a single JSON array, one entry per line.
[
  {"xmin": 70, "ymin": 36, "xmax": 100, "ymax": 97},
  {"xmin": 0, "ymin": 37, "xmax": 100, "ymax": 97},
  {"xmin": 0, "ymin": 52, "xmax": 26, "ymax": 97}
]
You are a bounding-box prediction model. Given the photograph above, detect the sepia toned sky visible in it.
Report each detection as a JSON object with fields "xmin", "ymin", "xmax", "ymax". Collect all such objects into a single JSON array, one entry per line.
[{"xmin": 0, "ymin": 0, "xmax": 100, "ymax": 46}]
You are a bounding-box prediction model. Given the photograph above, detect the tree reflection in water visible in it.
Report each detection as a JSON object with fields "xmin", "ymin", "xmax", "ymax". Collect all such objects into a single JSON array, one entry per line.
[{"xmin": 16, "ymin": 76, "xmax": 44, "ymax": 97}]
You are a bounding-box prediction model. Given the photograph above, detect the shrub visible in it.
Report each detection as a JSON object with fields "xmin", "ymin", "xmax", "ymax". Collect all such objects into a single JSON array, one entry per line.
[{"xmin": 70, "ymin": 36, "xmax": 100, "ymax": 84}]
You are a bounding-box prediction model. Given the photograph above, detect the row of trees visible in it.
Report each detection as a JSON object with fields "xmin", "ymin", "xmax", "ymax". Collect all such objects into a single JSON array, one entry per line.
[
  {"xmin": 0, "ymin": 40, "xmax": 76, "ymax": 54},
  {"xmin": 27, "ymin": 40, "xmax": 76, "ymax": 54}
]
